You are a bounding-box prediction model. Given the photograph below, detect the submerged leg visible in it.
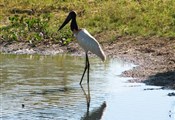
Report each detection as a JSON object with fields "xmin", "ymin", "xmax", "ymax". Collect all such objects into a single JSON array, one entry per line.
[{"xmin": 80, "ymin": 53, "xmax": 88, "ymax": 85}]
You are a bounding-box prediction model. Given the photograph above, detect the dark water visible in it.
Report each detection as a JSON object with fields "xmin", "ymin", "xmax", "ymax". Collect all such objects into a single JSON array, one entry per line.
[{"xmin": 0, "ymin": 53, "xmax": 174, "ymax": 120}]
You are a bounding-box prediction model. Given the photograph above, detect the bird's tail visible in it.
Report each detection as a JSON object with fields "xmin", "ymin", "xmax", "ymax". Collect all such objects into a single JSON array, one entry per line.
[{"xmin": 97, "ymin": 46, "xmax": 106, "ymax": 62}]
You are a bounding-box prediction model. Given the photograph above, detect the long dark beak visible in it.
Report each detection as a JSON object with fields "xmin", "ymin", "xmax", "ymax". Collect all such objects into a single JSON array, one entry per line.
[{"xmin": 58, "ymin": 13, "xmax": 72, "ymax": 31}]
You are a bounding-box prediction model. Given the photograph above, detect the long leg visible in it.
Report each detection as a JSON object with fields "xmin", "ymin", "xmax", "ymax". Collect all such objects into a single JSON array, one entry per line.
[
  {"xmin": 80, "ymin": 53, "xmax": 88, "ymax": 85},
  {"xmin": 86, "ymin": 53, "xmax": 90, "ymax": 84}
]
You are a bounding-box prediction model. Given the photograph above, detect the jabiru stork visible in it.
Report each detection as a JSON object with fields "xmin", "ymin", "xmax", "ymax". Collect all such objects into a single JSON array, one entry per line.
[{"xmin": 58, "ymin": 11, "xmax": 106, "ymax": 85}]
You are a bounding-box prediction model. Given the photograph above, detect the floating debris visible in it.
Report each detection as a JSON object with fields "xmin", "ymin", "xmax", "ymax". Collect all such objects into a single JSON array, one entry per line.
[
  {"xmin": 22, "ymin": 104, "xmax": 25, "ymax": 108},
  {"xmin": 168, "ymin": 92, "xmax": 175, "ymax": 96}
]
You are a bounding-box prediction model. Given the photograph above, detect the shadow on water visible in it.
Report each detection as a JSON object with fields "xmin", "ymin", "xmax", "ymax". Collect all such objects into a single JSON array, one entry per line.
[
  {"xmin": 142, "ymin": 70, "xmax": 175, "ymax": 119},
  {"xmin": 81, "ymin": 101, "xmax": 106, "ymax": 120},
  {"xmin": 80, "ymin": 84, "xmax": 106, "ymax": 120},
  {"xmin": 144, "ymin": 70, "xmax": 175, "ymax": 89}
]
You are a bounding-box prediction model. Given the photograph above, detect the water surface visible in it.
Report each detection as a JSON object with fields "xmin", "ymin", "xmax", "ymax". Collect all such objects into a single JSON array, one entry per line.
[{"xmin": 0, "ymin": 54, "xmax": 174, "ymax": 120}]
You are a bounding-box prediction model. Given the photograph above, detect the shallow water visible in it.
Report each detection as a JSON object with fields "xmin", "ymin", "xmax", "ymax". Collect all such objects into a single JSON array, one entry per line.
[{"xmin": 0, "ymin": 53, "xmax": 175, "ymax": 120}]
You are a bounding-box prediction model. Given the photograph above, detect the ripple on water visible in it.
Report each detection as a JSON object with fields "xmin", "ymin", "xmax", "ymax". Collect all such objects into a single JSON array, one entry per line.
[{"xmin": 1, "ymin": 54, "xmax": 174, "ymax": 120}]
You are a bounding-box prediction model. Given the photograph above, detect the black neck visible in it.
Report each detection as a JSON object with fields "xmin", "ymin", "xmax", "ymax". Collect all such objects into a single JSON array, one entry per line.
[{"xmin": 71, "ymin": 17, "xmax": 78, "ymax": 31}]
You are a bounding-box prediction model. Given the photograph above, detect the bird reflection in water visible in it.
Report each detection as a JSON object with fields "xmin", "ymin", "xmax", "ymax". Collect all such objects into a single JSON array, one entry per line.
[
  {"xmin": 80, "ymin": 85, "xmax": 107, "ymax": 120},
  {"xmin": 80, "ymin": 84, "xmax": 91, "ymax": 108}
]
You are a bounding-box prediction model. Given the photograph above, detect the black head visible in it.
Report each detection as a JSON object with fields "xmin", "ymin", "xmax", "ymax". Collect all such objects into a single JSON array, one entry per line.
[
  {"xmin": 69, "ymin": 11, "xmax": 76, "ymax": 18},
  {"xmin": 58, "ymin": 11, "xmax": 78, "ymax": 31}
]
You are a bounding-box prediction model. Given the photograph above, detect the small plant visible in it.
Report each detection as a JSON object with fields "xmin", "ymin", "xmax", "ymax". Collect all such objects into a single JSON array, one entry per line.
[
  {"xmin": 9, "ymin": 15, "xmax": 19, "ymax": 24},
  {"xmin": 0, "ymin": 13, "xmax": 56, "ymax": 43}
]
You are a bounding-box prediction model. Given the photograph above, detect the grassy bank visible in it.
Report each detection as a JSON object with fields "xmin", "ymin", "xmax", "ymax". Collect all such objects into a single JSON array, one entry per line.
[{"xmin": 0, "ymin": 0, "xmax": 175, "ymax": 45}]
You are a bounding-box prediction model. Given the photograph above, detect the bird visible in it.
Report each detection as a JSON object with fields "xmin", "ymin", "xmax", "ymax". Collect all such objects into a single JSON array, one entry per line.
[{"xmin": 58, "ymin": 11, "xmax": 106, "ymax": 85}]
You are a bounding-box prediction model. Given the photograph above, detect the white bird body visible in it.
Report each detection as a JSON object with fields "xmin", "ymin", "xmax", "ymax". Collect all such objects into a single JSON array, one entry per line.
[
  {"xmin": 74, "ymin": 28, "xmax": 106, "ymax": 61},
  {"xmin": 58, "ymin": 11, "xmax": 106, "ymax": 85}
]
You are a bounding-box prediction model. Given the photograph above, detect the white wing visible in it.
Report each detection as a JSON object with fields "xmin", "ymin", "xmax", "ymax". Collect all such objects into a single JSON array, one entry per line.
[{"xmin": 75, "ymin": 29, "xmax": 106, "ymax": 61}]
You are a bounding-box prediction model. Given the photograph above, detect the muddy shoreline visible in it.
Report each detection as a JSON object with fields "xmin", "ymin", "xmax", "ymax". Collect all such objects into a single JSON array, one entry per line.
[{"xmin": 0, "ymin": 36, "xmax": 175, "ymax": 89}]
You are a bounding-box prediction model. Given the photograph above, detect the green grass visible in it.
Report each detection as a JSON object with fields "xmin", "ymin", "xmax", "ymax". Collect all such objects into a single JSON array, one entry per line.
[{"xmin": 0, "ymin": 0, "xmax": 175, "ymax": 44}]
